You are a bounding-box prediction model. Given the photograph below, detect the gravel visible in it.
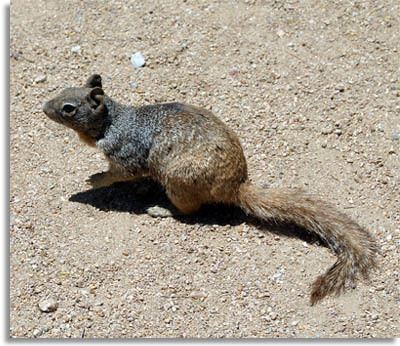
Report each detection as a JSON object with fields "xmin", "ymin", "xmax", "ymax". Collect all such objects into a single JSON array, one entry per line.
[{"xmin": 10, "ymin": 0, "xmax": 400, "ymax": 339}]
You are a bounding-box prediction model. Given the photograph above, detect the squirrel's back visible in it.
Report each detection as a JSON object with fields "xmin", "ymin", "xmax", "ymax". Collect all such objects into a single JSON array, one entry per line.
[{"xmin": 139, "ymin": 103, "xmax": 249, "ymax": 200}]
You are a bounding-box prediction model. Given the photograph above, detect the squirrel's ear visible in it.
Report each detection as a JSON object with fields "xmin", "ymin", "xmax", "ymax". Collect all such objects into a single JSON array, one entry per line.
[
  {"xmin": 88, "ymin": 87, "xmax": 105, "ymax": 109},
  {"xmin": 85, "ymin": 74, "xmax": 102, "ymax": 88}
]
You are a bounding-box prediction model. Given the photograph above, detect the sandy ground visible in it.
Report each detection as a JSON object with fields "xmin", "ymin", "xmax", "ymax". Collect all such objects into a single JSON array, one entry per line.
[{"xmin": 10, "ymin": 0, "xmax": 399, "ymax": 338}]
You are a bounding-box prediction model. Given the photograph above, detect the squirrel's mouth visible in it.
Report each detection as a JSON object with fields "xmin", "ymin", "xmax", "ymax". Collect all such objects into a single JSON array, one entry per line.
[{"xmin": 42, "ymin": 101, "xmax": 53, "ymax": 117}]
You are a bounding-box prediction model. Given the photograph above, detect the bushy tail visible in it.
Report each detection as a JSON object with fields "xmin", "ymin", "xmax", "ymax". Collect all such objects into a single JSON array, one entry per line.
[{"xmin": 237, "ymin": 181, "xmax": 378, "ymax": 305}]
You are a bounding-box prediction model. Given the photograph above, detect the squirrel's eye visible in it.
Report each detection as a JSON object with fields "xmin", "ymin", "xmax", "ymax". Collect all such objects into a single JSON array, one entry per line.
[{"xmin": 62, "ymin": 104, "xmax": 76, "ymax": 113}]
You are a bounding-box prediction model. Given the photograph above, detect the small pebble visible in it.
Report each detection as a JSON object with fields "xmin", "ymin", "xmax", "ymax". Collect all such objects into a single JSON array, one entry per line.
[
  {"xmin": 334, "ymin": 129, "xmax": 342, "ymax": 135},
  {"xmin": 276, "ymin": 29, "xmax": 285, "ymax": 37},
  {"xmin": 392, "ymin": 132, "xmax": 400, "ymax": 141},
  {"xmin": 270, "ymin": 312, "xmax": 278, "ymax": 320},
  {"xmin": 271, "ymin": 267, "xmax": 285, "ymax": 283},
  {"xmin": 33, "ymin": 329, "xmax": 42, "ymax": 337},
  {"xmin": 257, "ymin": 292, "xmax": 270, "ymax": 298},
  {"xmin": 336, "ymin": 84, "xmax": 345, "ymax": 92},
  {"xmin": 146, "ymin": 206, "xmax": 172, "ymax": 218},
  {"xmin": 377, "ymin": 123, "xmax": 384, "ymax": 132},
  {"xmin": 131, "ymin": 52, "xmax": 146, "ymax": 68},
  {"xmin": 34, "ymin": 75, "xmax": 46, "ymax": 83},
  {"xmin": 38, "ymin": 298, "xmax": 58, "ymax": 313},
  {"xmin": 322, "ymin": 127, "xmax": 333, "ymax": 135},
  {"xmin": 10, "ymin": 213, "xmax": 16, "ymax": 226},
  {"xmin": 71, "ymin": 45, "xmax": 81, "ymax": 54},
  {"xmin": 189, "ymin": 290, "xmax": 208, "ymax": 299}
]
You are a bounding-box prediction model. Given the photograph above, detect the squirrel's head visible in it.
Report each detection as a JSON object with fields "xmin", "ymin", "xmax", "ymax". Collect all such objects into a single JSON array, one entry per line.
[{"xmin": 43, "ymin": 74, "xmax": 108, "ymax": 138}]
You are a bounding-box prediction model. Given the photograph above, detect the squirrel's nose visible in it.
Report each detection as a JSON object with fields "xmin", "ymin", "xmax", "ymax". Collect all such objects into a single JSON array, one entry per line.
[{"xmin": 42, "ymin": 101, "xmax": 50, "ymax": 115}]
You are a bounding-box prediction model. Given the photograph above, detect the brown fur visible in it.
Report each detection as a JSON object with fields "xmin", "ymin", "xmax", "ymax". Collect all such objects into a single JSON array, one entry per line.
[
  {"xmin": 236, "ymin": 182, "xmax": 378, "ymax": 304},
  {"xmin": 77, "ymin": 131, "xmax": 97, "ymax": 147}
]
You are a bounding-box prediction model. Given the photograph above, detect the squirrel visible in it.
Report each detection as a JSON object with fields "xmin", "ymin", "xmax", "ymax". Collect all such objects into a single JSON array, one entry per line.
[{"xmin": 43, "ymin": 74, "xmax": 378, "ymax": 305}]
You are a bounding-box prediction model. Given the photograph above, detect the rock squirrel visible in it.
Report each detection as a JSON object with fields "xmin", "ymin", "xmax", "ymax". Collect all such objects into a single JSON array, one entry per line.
[{"xmin": 43, "ymin": 74, "xmax": 378, "ymax": 305}]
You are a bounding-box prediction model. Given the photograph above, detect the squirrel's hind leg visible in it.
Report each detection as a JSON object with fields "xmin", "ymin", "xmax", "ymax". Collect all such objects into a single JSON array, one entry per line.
[{"xmin": 166, "ymin": 189, "xmax": 202, "ymax": 215}]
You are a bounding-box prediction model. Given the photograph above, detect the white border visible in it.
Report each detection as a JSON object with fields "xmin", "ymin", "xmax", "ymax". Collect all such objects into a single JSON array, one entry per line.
[{"xmin": 2, "ymin": 0, "xmax": 399, "ymax": 344}]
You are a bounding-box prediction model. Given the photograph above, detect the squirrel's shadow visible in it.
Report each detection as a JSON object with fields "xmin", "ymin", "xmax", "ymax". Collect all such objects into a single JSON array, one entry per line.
[{"xmin": 69, "ymin": 178, "xmax": 323, "ymax": 246}]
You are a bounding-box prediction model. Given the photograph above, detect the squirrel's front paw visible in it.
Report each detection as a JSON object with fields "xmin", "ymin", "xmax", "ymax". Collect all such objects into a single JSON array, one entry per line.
[{"xmin": 86, "ymin": 172, "xmax": 110, "ymax": 189}]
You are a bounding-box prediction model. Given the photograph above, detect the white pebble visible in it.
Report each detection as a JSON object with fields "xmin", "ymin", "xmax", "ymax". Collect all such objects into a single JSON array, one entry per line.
[
  {"xmin": 276, "ymin": 29, "xmax": 285, "ymax": 37},
  {"xmin": 131, "ymin": 52, "xmax": 146, "ymax": 68},
  {"xmin": 33, "ymin": 329, "xmax": 42, "ymax": 337},
  {"xmin": 71, "ymin": 45, "xmax": 81, "ymax": 54},
  {"xmin": 189, "ymin": 290, "xmax": 208, "ymax": 299},
  {"xmin": 34, "ymin": 75, "xmax": 47, "ymax": 83},
  {"xmin": 38, "ymin": 298, "xmax": 58, "ymax": 313}
]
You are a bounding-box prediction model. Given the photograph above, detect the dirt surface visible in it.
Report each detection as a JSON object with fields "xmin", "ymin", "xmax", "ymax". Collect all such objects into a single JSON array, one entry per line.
[{"xmin": 10, "ymin": 0, "xmax": 400, "ymax": 338}]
